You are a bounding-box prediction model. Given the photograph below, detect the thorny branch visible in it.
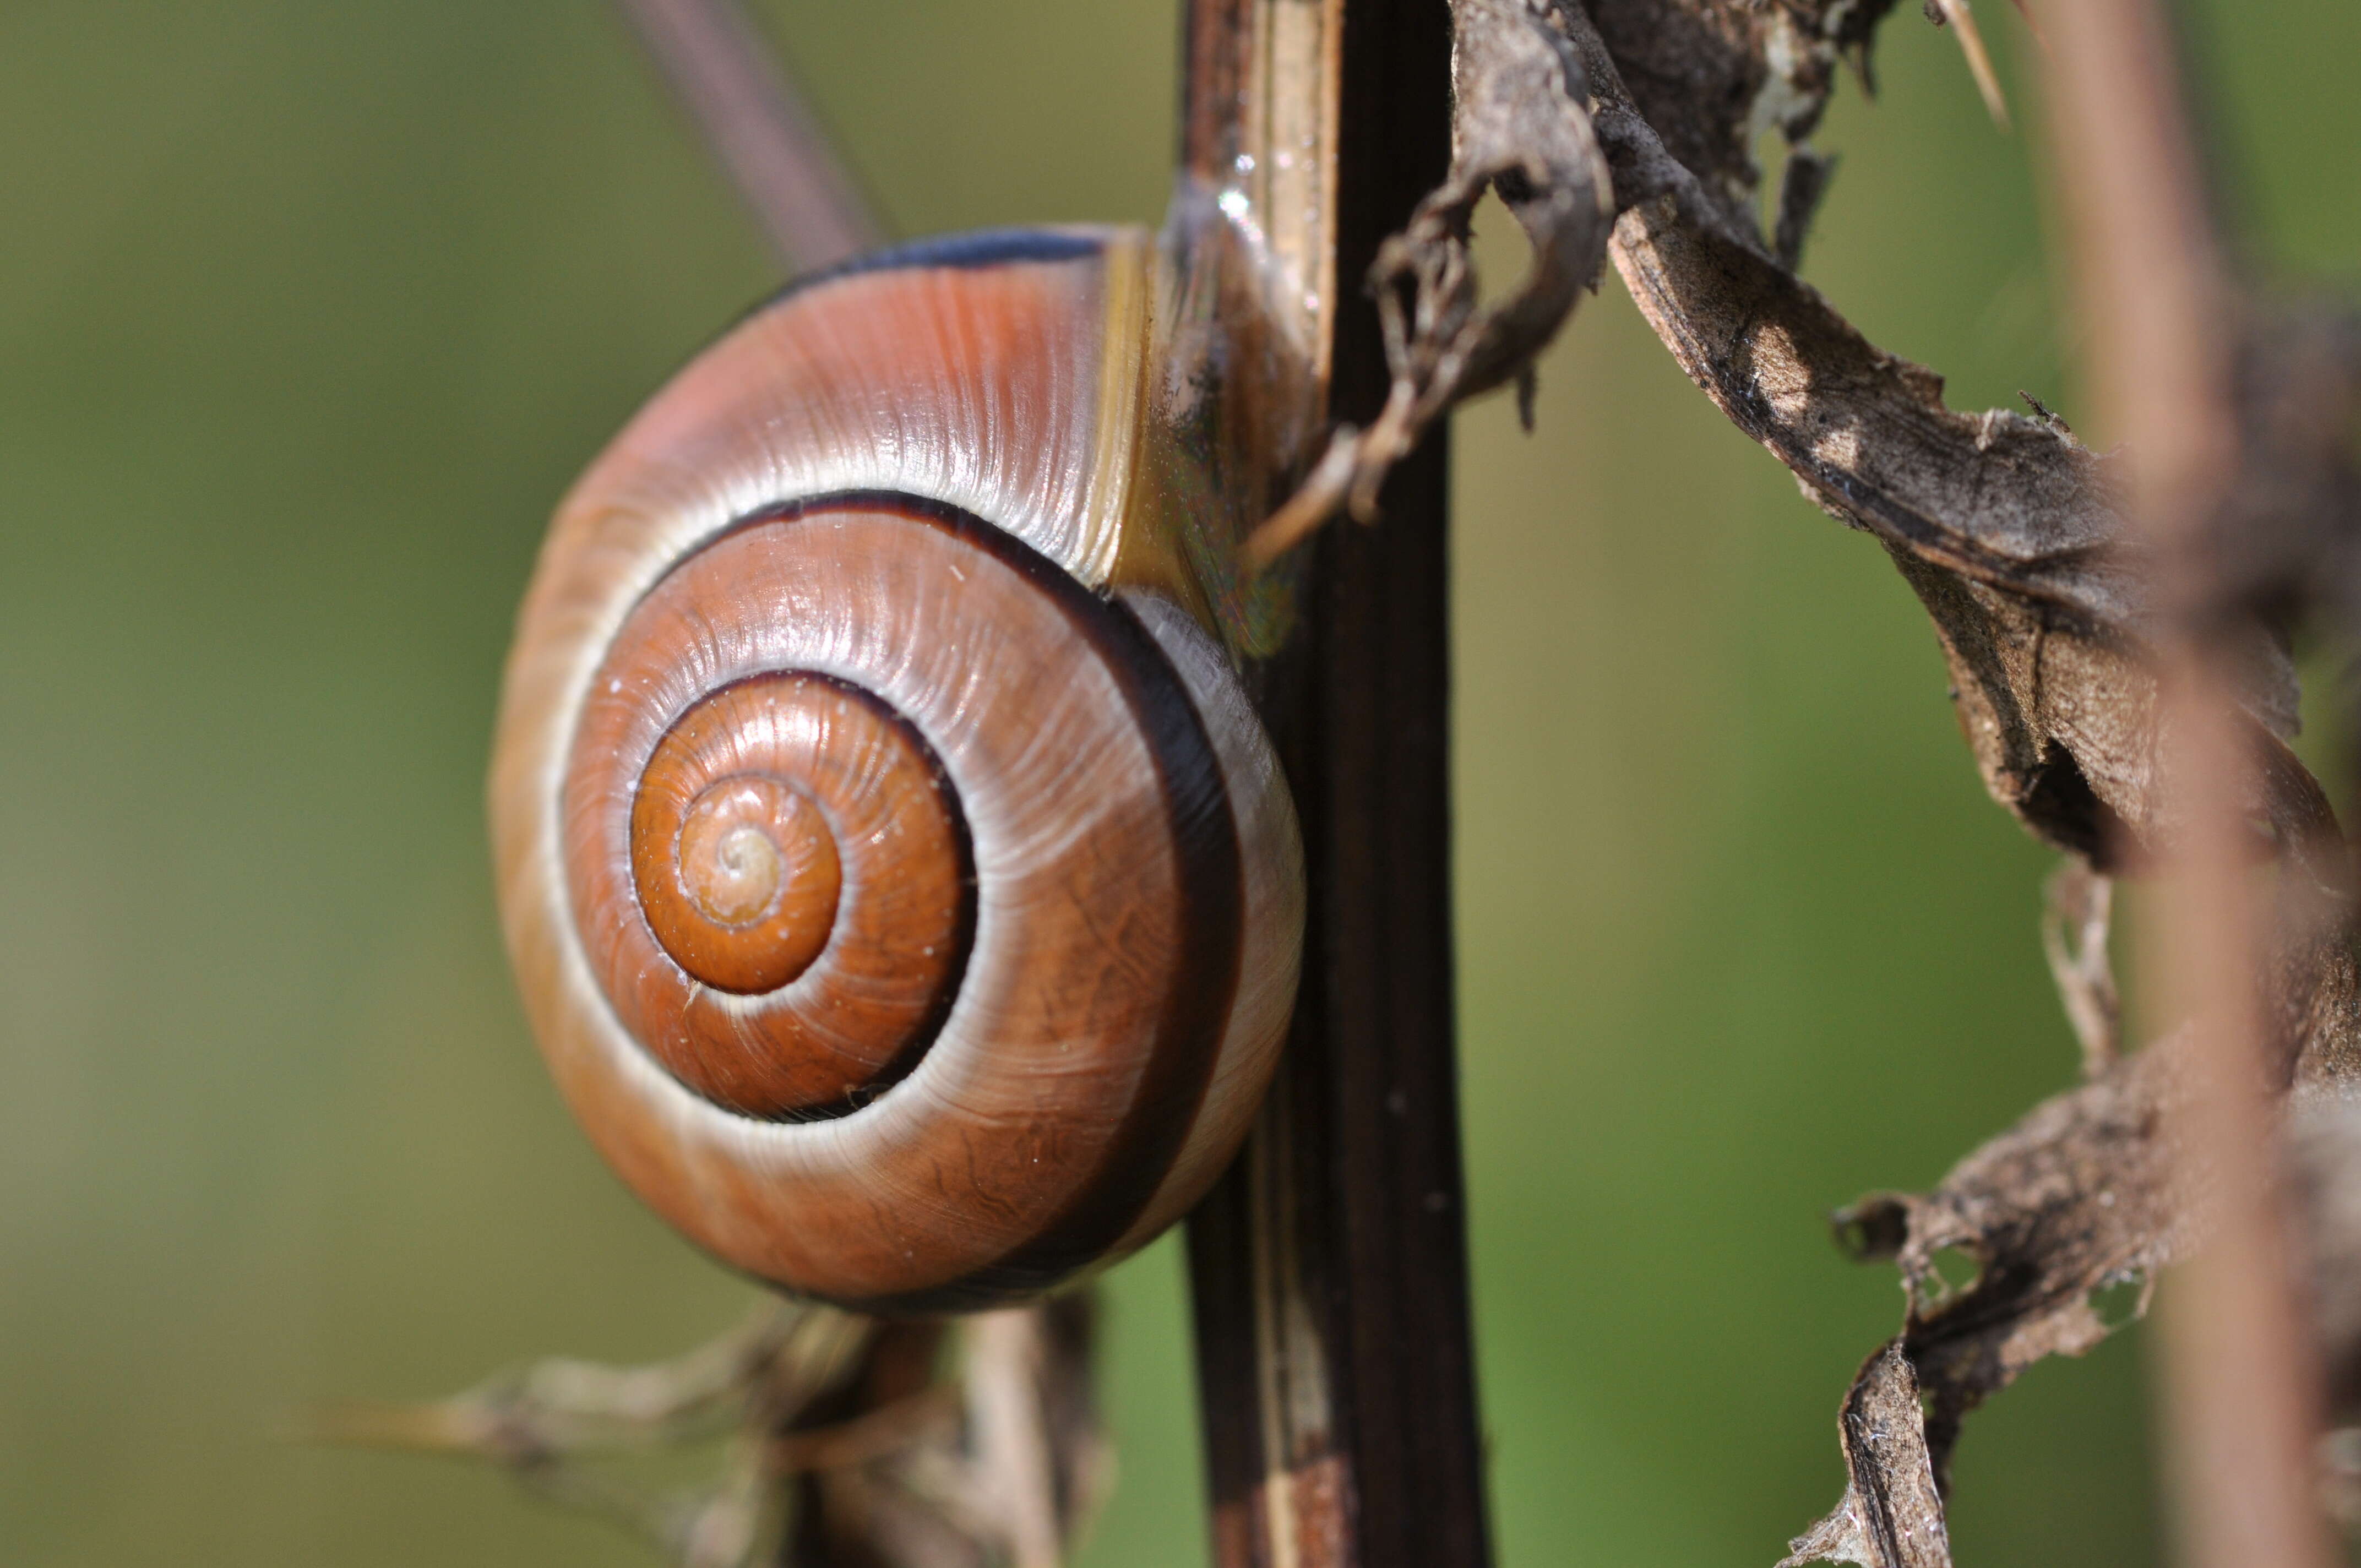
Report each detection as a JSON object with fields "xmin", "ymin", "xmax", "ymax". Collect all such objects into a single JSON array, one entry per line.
[{"xmin": 1320, "ymin": 0, "xmax": 2361, "ymax": 1562}]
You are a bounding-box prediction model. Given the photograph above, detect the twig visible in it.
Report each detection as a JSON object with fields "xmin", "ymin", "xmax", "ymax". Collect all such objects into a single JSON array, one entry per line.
[
  {"xmin": 766, "ymin": 1388, "xmax": 960, "ymax": 1474},
  {"xmin": 1239, "ymin": 0, "xmax": 1614, "ymax": 570},
  {"xmin": 1924, "ymin": 0, "xmax": 2011, "ymax": 128},
  {"xmin": 2038, "ymin": 3, "xmax": 2337, "ymax": 1567},
  {"xmin": 962, "ymin": 1310, "xmax": 1065, "ymax": 1568},
  {"xmin": 2040, "ymin": 858, "xmax": 2121, "ymax": 1077},
  {"xmin": 612, "ymin": 0, "xmax": 885, "ymax": 274}
]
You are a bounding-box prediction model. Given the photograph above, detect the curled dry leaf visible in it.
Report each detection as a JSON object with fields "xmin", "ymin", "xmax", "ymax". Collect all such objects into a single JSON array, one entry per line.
[
  {"xmin": 1518, "ymin": 2, "xmax": 2361, "ymax": 1560},
  {"xmin": 1558, "ymin": 0, "xmax": 2331, "ymax": 866},
  {"xmin": 1834, "ymin": 1035, "xmax": 2197, "ymax": 1493},
  {"xmin": 1590, "ymin": 74, "xmax": 2319, "ymax": 864},
  {"xmin": 1776, "ymin": 1342, "xmax": 1952, "ymax": 1568},
  {"xmin": 312, "ymin": 1302, "xmax": 873, "ymax": 1565},
  {"xmin": 1785, "ymin": 845, "xmax": 2360, "ymax": 1565},
  {"xmin": 1245, "ymin": 0, "xmax": 1614, "ymax": 567}
]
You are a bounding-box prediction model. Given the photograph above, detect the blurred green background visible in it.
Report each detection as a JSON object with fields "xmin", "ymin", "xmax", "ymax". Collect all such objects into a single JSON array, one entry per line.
[{"xmin": 2, "ymin": 2, "xmax": 2354, "ymax": 1564}]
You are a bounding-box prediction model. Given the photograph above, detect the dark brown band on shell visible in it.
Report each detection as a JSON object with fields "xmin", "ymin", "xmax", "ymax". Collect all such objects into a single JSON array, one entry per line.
[
  {"xmin": 807, "ymin": 498, "xmax": 1248, "ymax": 1310},
  {"xmin": 559, "ymin": 493, "xmax": 1244, "ymax": 1306},
  {"xmin": 613, "ymin": 670, "xmax": 975, "ymax": 1116}
]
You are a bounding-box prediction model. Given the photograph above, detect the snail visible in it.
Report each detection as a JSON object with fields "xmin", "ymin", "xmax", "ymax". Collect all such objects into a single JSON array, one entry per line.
[{"xmin": 489, "ymin": 225, "xmax": 1306, "ymax": 1313}]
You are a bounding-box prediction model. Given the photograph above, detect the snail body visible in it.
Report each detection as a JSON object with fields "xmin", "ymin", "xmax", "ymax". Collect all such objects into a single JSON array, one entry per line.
[{"xmin": 491, "ymin": 228, "xmax": 1304, "ymax": 1312}]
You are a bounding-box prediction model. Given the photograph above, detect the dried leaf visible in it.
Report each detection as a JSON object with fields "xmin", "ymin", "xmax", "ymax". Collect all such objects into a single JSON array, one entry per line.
[
  {"xmin": 1848, "ymin": 1038, "xmax": 2196, "ymax": 1480},
  {"xmin": 320, "ymin": 1297, "xmax": 1109, "ymax": 1568},
  {"xmin": 1780, "ymin": 1342, "xmax": 1952, "ymax": 1568},
  {"xmin": 1552, "ymin": 1, "xmax": 2351, "ymax": 879},
  {"xmin": 1781, "ymin": 1038, "xmax": 2194, "ymax": 1565},
  {"xmin": 1247, "ymin": 0, "xmax": 1615, "ymax": 565},
  {"xmin": 1529, "ymin": 4, "xmax": 2361, "ymax": 1558},
  {"xmin": 1794, "ymin": 893, "xmax": 2359, "ymax": 1560}
]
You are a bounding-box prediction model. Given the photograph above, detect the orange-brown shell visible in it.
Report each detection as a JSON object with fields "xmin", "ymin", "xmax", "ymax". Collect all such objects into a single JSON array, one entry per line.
[{"xmin": 489, "ymin": 230, "xmax": 1304, "ymax": 1311}]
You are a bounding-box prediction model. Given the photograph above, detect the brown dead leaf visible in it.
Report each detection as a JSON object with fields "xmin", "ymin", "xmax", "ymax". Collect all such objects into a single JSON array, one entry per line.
[
  {"xmin": 1840, "ymin": 1036, "xmax": 2196, "ymax": 1485},
  {"xmin": 1779, "ymin": 1342, "xmax": 1952, "ymax": 1568},
  {"xmin": 1514, "ymin": 3, "xmax": 2361, "ymax": 1559},
  {"xmin": 1552, "ymin": 6, "xmax": 2312, "ymax": 869}
]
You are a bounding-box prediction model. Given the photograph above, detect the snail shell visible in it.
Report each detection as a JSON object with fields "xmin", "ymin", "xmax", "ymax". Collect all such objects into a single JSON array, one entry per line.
[{"xmin": 491, "ymin": 228, "xmax": 1304, "ymax": 1312}]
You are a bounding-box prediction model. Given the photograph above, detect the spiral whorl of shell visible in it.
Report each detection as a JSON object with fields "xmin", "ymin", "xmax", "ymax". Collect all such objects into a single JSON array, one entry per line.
[{"xmin": 492, "ymin": 229, "xmax": 1304, "ymax": 1310}]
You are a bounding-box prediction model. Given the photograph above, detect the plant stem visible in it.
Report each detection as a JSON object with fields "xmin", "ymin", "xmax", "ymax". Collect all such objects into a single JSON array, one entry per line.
[
  {"xmin": 612, "ymin": 0, "xmax": 883, "ymax": 273},
  {"xmin": 1180, "ymin": 4, "xmax": 1493, "ymax": 1566},
  {"xmin": 2039, "ymin": 3, "xmax": 2336, "ymax": 1565}
]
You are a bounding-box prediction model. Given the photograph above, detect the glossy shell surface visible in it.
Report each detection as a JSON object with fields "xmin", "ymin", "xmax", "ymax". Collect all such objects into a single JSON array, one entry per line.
[{"xmin": 491, "ymin": 230, "xmax": 1304, "ymax": 1310}]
